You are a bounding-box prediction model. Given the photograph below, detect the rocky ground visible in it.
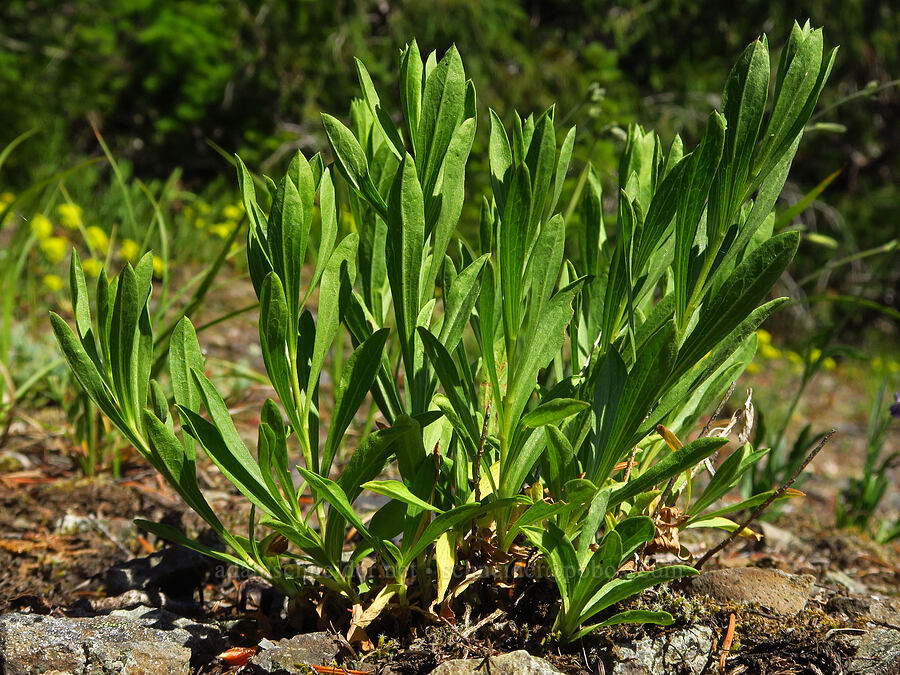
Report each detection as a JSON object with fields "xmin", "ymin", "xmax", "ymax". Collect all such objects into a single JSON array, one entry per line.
[{"xmin": 0, "ymin": 455, "xmax": 898, "ymax": 674}]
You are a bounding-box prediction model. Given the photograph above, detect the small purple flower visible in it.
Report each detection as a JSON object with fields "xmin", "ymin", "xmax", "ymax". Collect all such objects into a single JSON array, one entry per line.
[{"xmin": 891, "ymin": 393, "xmax": 900, "ymax": 419}]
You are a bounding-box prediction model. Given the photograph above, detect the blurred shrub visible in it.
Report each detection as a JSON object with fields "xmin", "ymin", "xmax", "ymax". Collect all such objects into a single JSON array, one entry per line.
[{"xmin": 1, "ymin": 0, "xmax": 895, "ymax": 294}]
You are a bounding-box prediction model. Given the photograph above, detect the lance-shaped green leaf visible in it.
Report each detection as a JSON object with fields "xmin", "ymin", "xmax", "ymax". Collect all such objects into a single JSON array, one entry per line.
[
  {"xmin": 607, "ymin": 436, "xmax": 728, "ymax": 507},
  {"xmin": 578, "ymin": 565, "xmax": 699, "ymax": 630},
  {"xmin": 594, "ymin": 320, "xmax": 677, "ymax": 483},
  {"xmin": 268, "ymin": 169, "xmax": 306, "ymax": 336},
  {"xmin": 522, "ymin": 213, "xmax": 564, "ymax": 339},
  {"xmin": 523, "ymin": 522, "xmax": 579, "ymax": 606},
  {"xmin": 109, "ymin": 262, "xmax": 141, "ymax": 420},
  {"xmin": 576, "ymin": 487, "xmax": 612, "ymax": 566},
  {"xmin": 362, "ymin": 480, "xmax": 442, "ymax": 513},
  {"xmin": 437, "ymin": 253, "xmax": 487, "ymax": 354},
  {"xmin": 708, "ymin": 38, "xmax": 769, "ymax": 237},
  {"xmin": 489, "ymin": 110, "xmax": 513, "ymax": 214},
  {"xmin": 258, "ymin": 273, "xmax": 301, "ymax": 431},
  {"xmin": 297, "ymin": 466, "xmax": 375, "ymax": 548},
  {"xmin": 547, "ymin": 125, "xmax": 576, "ymax": 219},
  {"xmin": 69, "ymin": 250, "xmax": 92, "ymax": 342},
  {"xmin": 568, "ymin": 530, "xmax": 623, "ymax": 619},
  {"xmin": 644, "ymin": 298, "xmax": 785, "ymax": 437},
  {"xmin": 320, "ymin": 327, "xmax": 389, "ymax": 476},
  {"xmin": 679, "ymin": 231, "xmax": 799, "ymax": 369},
  {"xmin": 309, "ymin": 232, "xmax": 359, "ymax": 400},
  {"xmin": 136, "ymin": 520, "xmax": 248, "ymax": 568},
  {"xmin": 385, "ymin": 154, "xmax": 425, "ymax": 399},
  {"xmin": 170, "ymin": 317, "xmax": 204, "ymax": 414},
  {"xmin": 237, "ymin": 156, "xmax": 274, "ymax": 299},
  {"xmin": 399, "ymin": 502, "xmax": 485, "ymax": 569},
  {"xmin": 578, "ymin": 165, "xmax": 605, "ymax": 277},
  {"xmin": 524, "ymin": 107, "xmax": 557, "ymax": 230},
  {"xmin": 400, "ymin": 40, "xmax": 423, "ymax": 158},
  {"xmin": 310, "ymin": 168, "xmax": 339, "ymax": 293},
  {"xmin": 506, "ymin": 278, "xmax": 584, "ymax": 430},
  {"xmin": 418, "ymin": 45, "xmax": 466, "ymax": 196},
  {"xmin": 179, "ymin": 405, "xmax": 293, "ymax": 524},
  {"xmin": 687, "ymin": 444, "xmax": 768, "ymax": 518},
  {"xmin": 355, "ymin": 57, "xmax": 405, "ymax": 160},
  {"xmin": 520, "ymin": 398, "xmax": 590, "ymax": 429},
  {"xmin": 498, "ymin": 163, "xmax": 532, "ymax": 346},
  {"xmin": 423, "ymin": 114, "xmax": 476, "ymax": 289},
  {"xmin": 322, "ymin": 113, "xmax": 387, "ymax": 217},
  {"xmin": 674, "ymin": 111, "xmax": 725, "ymax": 324},
  {"xmin": 50, "ymin": 312, "xmax": 129, "ymax": 439}
]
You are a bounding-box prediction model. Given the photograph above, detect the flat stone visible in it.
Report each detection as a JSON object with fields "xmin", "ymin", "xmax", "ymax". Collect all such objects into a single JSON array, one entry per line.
[
  {"xmin": 822, "ymin": 569, "xmax": 867, "ymax": 595},
  {"xmin": 0, "ymin": 607, "xmax": 225, "ymax": 674},
  {"xmin": 828, "ymin": 595, "xmax": 900, "ymax": 626},
  {"xmin": 611, "ymin": 625, "xmax": 715, "ymax": 675},
  {"xmin": 429, "ymin": 650, "xmax": 563, "ymax": 674},
  {"xmin": 249, "ymin": 632, "xmax": 342, "ymax": 673},
  {"xmin": 760, "ymin": 522, "xmax": 810, "ymax": 553},
  {"xmin": 685, "ymin": 567, "xmax": 815, "ymax": 615},
  {"xmin": 848, "ymin": 627, "xmax": 900, "ymax": 674}
]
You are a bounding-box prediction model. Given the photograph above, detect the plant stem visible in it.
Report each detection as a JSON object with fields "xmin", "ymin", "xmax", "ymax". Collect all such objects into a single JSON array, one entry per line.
[{"xmin": 695, "ymin": 428, "xmax": 835, "ymax": 569}]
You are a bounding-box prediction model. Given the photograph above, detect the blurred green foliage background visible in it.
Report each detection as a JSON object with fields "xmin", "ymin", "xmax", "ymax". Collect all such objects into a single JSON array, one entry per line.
[{"xmin": 1, "ymin": 1, "xmax": 897, "ymax": 328}]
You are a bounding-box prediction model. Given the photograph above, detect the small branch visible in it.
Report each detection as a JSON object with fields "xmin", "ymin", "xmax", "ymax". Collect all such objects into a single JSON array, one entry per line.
[
  {"xmin": 470, "ymin": 399, "xmax": 492, "ymax": 543},
  {"xmin": 699, "ymin": 381, "xmax": 737, "ymax": 440},
  {"xmin": 694, "ymin": 429, "xmax": 835, "ymax": 570},
  {"xmin": 473, "ymin": 400, "xmax": 491, "ymax": 505}
]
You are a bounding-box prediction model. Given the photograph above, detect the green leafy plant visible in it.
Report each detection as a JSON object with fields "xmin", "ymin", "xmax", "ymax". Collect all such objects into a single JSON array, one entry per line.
[
  {"xmin": 836, "ymin": 380, "xmax": 900, "ymax": 542},
  {"xmin": 52, "ymin": 24, "xmax": 835, "ymax": 642}
]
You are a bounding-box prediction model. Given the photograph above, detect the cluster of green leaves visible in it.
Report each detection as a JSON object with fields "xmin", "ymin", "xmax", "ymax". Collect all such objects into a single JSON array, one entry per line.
[
  {"xmin": 53, "ymin": 25, "xmax": 834, "ymax": 642},
  {"xmin": 835, "ymin": 380, "xmax": 900, "ymax": 543}
]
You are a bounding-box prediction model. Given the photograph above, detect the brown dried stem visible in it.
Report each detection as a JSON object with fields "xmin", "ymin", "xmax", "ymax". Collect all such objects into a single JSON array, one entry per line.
[{"xmin": 694, "ymin": 428, "xmax": 836, "ymax": 570}]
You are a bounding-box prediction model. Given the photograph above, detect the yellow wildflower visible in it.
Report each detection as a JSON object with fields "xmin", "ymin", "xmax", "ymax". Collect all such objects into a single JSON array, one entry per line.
[
  {"xmin": 58, "ymin": 203, "xmax": 83, "ymax": 230},
  {"xmin": 759, "ymin": 343, "xmax": 781, "ymax": 360},
  {"xmin": 197, "ymin": 201, "xmax": 211, "ymax": 214},
  {"xmin": 0, "ymin": 192, "xmax": 14, "ymax": 205},
  {"xmin": 42, "ymin": 274, "xmax": 64, "ymax": 292},
  {"xmin": 222, "ymin": 204, "xmax": 243, "ymax": 221},
  {"xmin": 82, "ymin": 258, "xmax": 104, "ymax": 277},
  {"xmin": 785, "ymin": 351, "xmax": 804, "ymax": 366},
  {"xmin": 823, "ymin": 357, "xmax": 837, "ymax": 371},
  {"xmin": 746, "ymin": 362, "xmax": 760, "ymax": 375},
  {"xmin": 119, "ymin": 238, "xmax": 140, "ymax": 264},
  {"xmin": 890, "ymin": 360, "xmax": 900, "ymax": 374},
  {"xmin": 85, "ymin": 226, "xmax": 110, "ymax": 253},
  {"xmin": 193, "ymin": 217, "xmax": 206, "ymax": 229},
  {"xmin": 209, "ymin": 223, "xmax": 232, "ymax": 239},
  {"xmin": 755, "ymin": 329, "xmax": 771, "ymax": 345},
  {"xmin": 39, "ymin": 236, "xmax": 67, "ymax": 263},
  {"xmin": 152, "ymin": 255, "xmax": 166, "ymax": 278},
  {"xmin": 30, "ymin": 213, "xmax": 53, "ymax": 239}
]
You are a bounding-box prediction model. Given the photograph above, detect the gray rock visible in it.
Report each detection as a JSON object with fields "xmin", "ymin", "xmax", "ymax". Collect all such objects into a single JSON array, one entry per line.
[
  {"xmin": 249, "ymin": 632, "xmax": 342, "ymax": 672},
  {"xmin": 848, "ymin": 627, "xmax": 900, "ymax": 674},
  {"xmin": 0, "ymin": 606, "xmax": 225, "ymax": 675},
  {"xmin": 760, "ymin": 522, "xmax": 809, "ymax": 554},
  {"xmin": 685, "ymin": 567, "xmax": 815, "ymax": 615},
  {"xmin": 611, "ymin": 625, "xmax": 715, "ymax": 675},
  {"xmin": 822, "ymin": 569, "xmax": 867, "ymax": 595},
  {"xmin": 429, "ymin": 650, "xmax": 563, "ymax": 674}
]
